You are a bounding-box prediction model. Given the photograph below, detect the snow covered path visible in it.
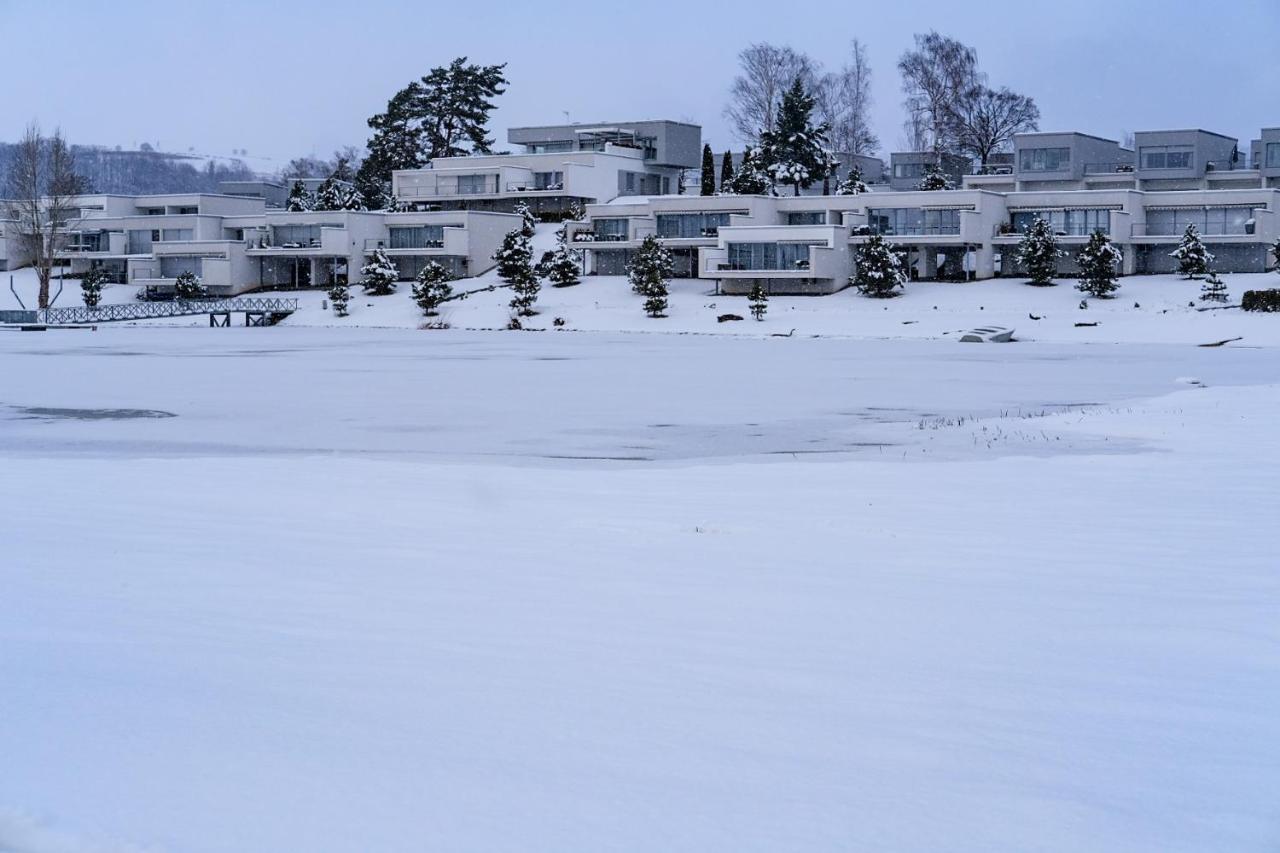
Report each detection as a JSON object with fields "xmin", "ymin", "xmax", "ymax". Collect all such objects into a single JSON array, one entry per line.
[{"xmin": 1, "ymin": 328, "xmax": 1278, "ymax": 852}]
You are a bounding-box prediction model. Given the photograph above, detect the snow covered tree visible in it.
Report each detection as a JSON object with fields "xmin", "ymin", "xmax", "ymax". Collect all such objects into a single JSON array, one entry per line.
[
  {"xmin": 566, "ymin": 199, "xmax": 587, "ymax": 224},
  {"xmin": 80, "ymin": 266, "xmax": 108, "ymax": 308},
  {"xmin": 493, "ymin": 228, "xmax": 539, "ymax": 315},
  {"xmin": 359, "ymin": 247, "xmax": 399, "ymax": 295},
  {"xmin": 353, "ymin": 161, "xmax": 395, "ymax": 211},
  {"xmin": 700, "ymin": 144, "xmax": 716, "ymax": 196},
  {"xmin": 329, "ymin": 279, "xmax": 349, "ymax": 317},
  {"xmin": 853, "ymin": 234, "xmax": 907, "ymax": 298},
  {"xmin": 917, "ymin": 162, "xmax": 953, "ymax": 191},
  {"xmin": 313, "ymin": 176, "xmax": 345, "ymax": 211},
  {"xmin": 835, "ymin": 164, "xmax": 868, "ymax": 195},
  {"xmin": 1200, "ymin": 271, "xmax": 1229, "ymax": 303},
  {"xmin": 545, "ymin": 244, "xmax": 581, "ymax": 288},
  {"xmin": 1170, "ymin": 223, "xmax": 1214, "ymax": 279},
  {"xmin": 1075, "ymin": 230, "xmax": 1123, "ymax": 299},
  {"xmin": 720, "ymin": 150, "xmax": 735, "ymax": 192},
  {"xmin": 412, "ymin": 261, "xmax": 454, "ymax": 315},
  {"xmin": 173, "ymin": 271, "xmax": 205, "ymax": 300},
  {"xmin": 1273, "ymin": 238, "xmax": 1280, "ymax": 274},
  {"xmin": 286, "ymin": 179, "xmax": 314, "ymax": 212},
  {"xmin": 1015, "ymin": 215, "xmax": 1064, "ymax": 285},
  {"xmin": 758, "ymin": 77, "xmax": 831, "ymax": 196},
  {"xmin": 748, "ymin": 279, "xmax": 768, "ymax": 320},
  {"xmin": 726, "ymin": 146, "xmax": 772, "ymax": 195},
  {"xmin": 627, "ymin": 234, "xmax": 673, "ymax": 296},
  {"xmin": 514, "ymin": 201, "xmax": 537, "ymax": 238}
]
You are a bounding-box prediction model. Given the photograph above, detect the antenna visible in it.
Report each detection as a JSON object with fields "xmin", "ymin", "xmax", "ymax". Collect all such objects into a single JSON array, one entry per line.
[{"xmin": 563, "ymin": 110, "xmax": 571, "ymax": 124}]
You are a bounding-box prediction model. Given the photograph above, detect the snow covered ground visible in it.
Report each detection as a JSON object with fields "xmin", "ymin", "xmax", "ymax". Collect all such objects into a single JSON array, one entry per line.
[{"xmin": 2, "ymin": 247, "xmax": 1280, "ymax": 851}]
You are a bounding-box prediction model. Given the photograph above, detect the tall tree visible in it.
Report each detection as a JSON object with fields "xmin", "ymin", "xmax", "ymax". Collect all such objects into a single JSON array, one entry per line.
[
  {"xmin": 361, "ymin": 83, "xmax": 426, "ymax": 183},
  {"xmin": 3, "ymin": 123, "xmax": 87, "ymax": 309},
  {"xmin": 815, "ymin": 40, "xmax": 879, "ymax": 156},
  {"xmin": 950, "ymin": 86, "xmax": 1039, "ymax": 165},
  {"xmin": 853, "ymin": 234, "xmax": 907, "ymax": 298},
  {"xmin": 1016, "ymin": 216, "xmax": 1064, "ymax": 285},
  {"xmin": 725, "ymin": 43, "xmax": 817, "ymax": 142},
  {"xmin": 1076, "ymin": 230, "xmax": 1123, "ymax": 299},
  {"xmin": 700, "ymin": 144, "xmax": 716, "ymax": 196},
  {"xmin": 417, "ymin": 58, "xmax": 509, "ymax": 159},
  {"xmin": 719, "ymin": 150, "xmax": 735, "ymax": 191},
  {"xmin": 898, "ymin": 32, "xmax": 981, "ymax": 155},
  {"xmin": 759, "ymin": 78, "xmax": 832, "ymax": 196},
  {"xmin": 1170, "ymin": 224, "xmax": 1214, "ymax": 279}
]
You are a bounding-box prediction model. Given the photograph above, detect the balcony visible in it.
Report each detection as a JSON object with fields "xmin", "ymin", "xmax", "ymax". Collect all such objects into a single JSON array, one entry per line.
[
  {"xmin": 506, "ymin": 182, "xmax": 564, "ymax": 193},
  {"xmin": 1205, "ymin": 159, "xmax": 1254, "ymax": 172},
  {"xmin": 398, "ymin": 179, "xmax": 500, "ymax": 199},
  {"xmin": 365, "ymin": 238, "xmax": 444, "ymax": 251},
  {"xmin": 1084, "ymin": 162, "xmax": 1136, "ymax": 175},
  {"xmin": 867, "ymin": 226, "xmax": 961, "ymax": 237},
  {"xmin": 573, "ymin": 231, "xmax": 629, "ymax": 243},
  {"xmin": 1132, "ymin": 222, "xmax": 1255, "ymax": 238}
]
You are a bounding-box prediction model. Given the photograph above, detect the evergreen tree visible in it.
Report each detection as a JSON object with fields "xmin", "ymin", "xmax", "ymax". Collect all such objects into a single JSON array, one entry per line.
[
  {"xmin": 700, "ymin": 144, "xmax": 716, "ymax": 196},
  {"xmin": 1015, "ymin": 215, "xmax": 1064, "ymax": 285},
  {"xmin": 566, "ymin": 199, "xmax": 587, "ymax": 224},
  {"xmin": 359, "ymin": 247, "xmax": 399, "ymax": 295},
  {"xmin": 917, "ymin": 162, "xmax": 953, "ymax": 191},
  {"xmin": 286, "ymin": 179, "xmax": 314, "ymax": 212},
  {"xmin": 835, "ymin": 164, "xmax": 868, "ymax": 195},
  {"xmin": 1200, "ymin": 271, "xmax": 1229, "ymax": 303},
  {"xmin": 1273, "ymin": 238, "xmax": 1280, "ymax": 274},
  {"xmin": 173, "ymin": 271, "xmax": 205, "ymax": 300},
  {"xmin": 1075, "ymin": 230, "xmax": 1123, "ymax": 299},
  {"xmin": 80, "ymin": 266, "xmax": 108, "ymax": 308},
  {"xmin": 353, "ymin": 161, "xmax": 395, "ymax": 211},
  {"xmin": 627, "ymin": 234, "xmax": 673, "ymax": 296},
  {"xmin": 1170, "ymin": 223, "xmax": 1214, "ymax": 279},
  {"xmin": 545, "ymin": 244, "xmax": 581, "ymax": 288},
  {"xmin": 513, "ymin": 201, "xmax": 537, "ymax": 238},
  {"xmin": 758, "ymin": 77, "xmax": 832, "ymax": 196},
  {"xmin": 313, "ymin": 176, "xmax": 345, "ymax": 211},
  {"xmin": 493, "ymin": 228, "xmax": 539, "ymax": 315},
  {"xmin": 726, "ymin": 146, "xmax": 772, "ymax": 195},
  {"xmin": 412, "ymin": 261, "xmax": 454, "ymax": 315},
  {"xmin": 329, "ymin": 279, "xmax": 350, "ymax": 316},
  {"xmin": 748, "ymin": 279, "xmax": 768, "ymax": 320},
  {"xmin": 853, "ymin": 234, "xmax": 907, "ymax": 298},
  {"xmin": 643, "ymin": 275, "xmax": 669, "ymax": 318},
  {"xmin": 719, "ymin": 150, "xmax": 735, "ymax": 192}
]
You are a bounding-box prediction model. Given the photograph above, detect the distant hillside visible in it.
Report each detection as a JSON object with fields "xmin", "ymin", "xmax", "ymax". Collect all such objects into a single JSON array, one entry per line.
[{"xmin": 0, "ymin": 143, "xmax": 260, "ymax": 196}]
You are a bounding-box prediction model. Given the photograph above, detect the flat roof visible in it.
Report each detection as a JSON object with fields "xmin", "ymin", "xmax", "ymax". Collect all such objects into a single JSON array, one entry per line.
[
  {"xmin": 510, "ymin": 119, "xmax": 701, "ymax": 131},
  {"xmin": 1015, "ymin": 131, "xmax": 1120, "ymax": 145},
  {"xmin": 1133, "ymin": 129, "xmax": 1239, "ymax": 142}
]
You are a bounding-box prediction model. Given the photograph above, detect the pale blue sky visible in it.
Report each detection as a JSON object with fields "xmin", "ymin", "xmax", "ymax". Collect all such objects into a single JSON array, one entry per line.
[{"xmin": 4, "ymin": 0, "xmax": 1279, "ymax": 170}]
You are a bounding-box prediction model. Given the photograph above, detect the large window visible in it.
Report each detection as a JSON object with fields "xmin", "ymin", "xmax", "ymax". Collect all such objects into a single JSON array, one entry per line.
[
  {"xmin": 160, "ymin": 228, "xmax": 192, "ymax": 242},
  {"xmin": 787, "ymin": 211, "xmax": 826, "ymax": 225},
  {"xmin": 655, "ymin": 212, "xmax": 735, "ymax": 238},
  {"xmin": 1011, "ymin": 209, "xmax": 1111, "ymax": 236},
  {"xmin": 389, "ymin": 225, "xmax": 448, "ymax": 249},
  {"xmin": 127, "ymin": 229, "xmax": 159, "ymax": 254},
  {"xmin": 159, "ymin": 256, "xmax": 204, "ymax": 278},
  {"xmin": 272, "ymin": 225, "xmax": 328, "ymax": 247},
  {"xmin": 726, "ymin": 242, "xmax": 818, "ymax": 270},
  {"xmin": 533, "ymin": 171, "xmax": 564, "ymax": 190},
  {"xmin": 867, "ymin": 208, "xmax": 960, "ymax": 236},
  {"xmin": 1267, "ymin": 142, "xmax": 1280, "ymax": 169},
  {"xmin": 1143, "ymin": 207, "xmax": 1253, "ymax": 236},
  {"xmin": 1018, "ymin": 147, "xmax": 1071, "ymax": 172},
  {"xmin": 591, "ymin": 218, "xmax": 629, "ymax": 240},
  {"xmin": 892, "ymin": 162, "xmax": 927, "ymax": 180},
  {"xmin": 1140, "ymin": 145, "xmax": 1194, "ymax": 170},
  {"xmin": 456, "ymin": 174, "xmax": 493, "ymax": 194}
]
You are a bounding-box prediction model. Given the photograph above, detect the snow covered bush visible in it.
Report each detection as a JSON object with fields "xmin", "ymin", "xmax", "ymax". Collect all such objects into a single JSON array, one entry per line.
[
  {"xmin": 748, "ymin": 280, "xmax": 768, "ymax": 320},
  {"xmin": 412, "ymin": 261, "xmax": 454, "ymax": 316},
  {"xmin": 545, "ymin": 244, "xmax": 581, "ymax": 288},
  {"xmin": 514, "ymin": 201, "xmax": 537, "ymax": 238},
  {"xmin": 1170, "ymin": 224, "xmax": 1214, "ymax": 279},
  {"xmin": 725, "ymin": 146, "xmax": 772, "ymax": 195},
  {"xmin": 853, "ymin": 234, "xmax": 907, "ymax": 298},
  {"xmin": 1241, "ymin": 289, "xmax": 1280, "ymax": 312},
  {"xmin": 835, "ymin": 165, "xmax": 868, "ymax": 195},
  {"xmin": 286, "ymin": 180, "xmax": 314, "ymax": 212},
  {"xmin": 328, "ymin": 280, "xmax": 349, "ymax": 317},
  {"xmin": 1200, "ymin": 272, "xmax": 1229, "ymax": 303},
  {"xmin": 80, "ymin": 266, "xmax": 108, "ymax": 308},
  {"xmin": 493, "ymin": 228, "xmax": 539, "ymax": 316},
  {"xmin": 173, "ymin": 271, "xmax": 205, "ymax": 300},
  {"xmin": 1075, "ymin": 230, "xmax": 1123, "ymax": 299},
  {"xmin": 313, "ymin": 176, "xmax": 346, "ymax": 212},
  {"xmin": 360, "ymin": 248, "xmax": 399, "ymax": 295},
  {"xmin": 917, "ymin": 163, "xmax": 953, "ymax": 191},
  {"xmin": 1016, "ymin": 216, "xmax": 1065, "ymax": 286}
]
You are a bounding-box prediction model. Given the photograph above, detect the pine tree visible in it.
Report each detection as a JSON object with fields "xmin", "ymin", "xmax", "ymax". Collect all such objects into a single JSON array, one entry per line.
[
  {"xmin": 173, "ymin": 271, "xmax": 205, "ymax": 300},
  {"xmin": 566, "ymin": 199, "xmax": 587, "ymax": 224},
  {"xmin": 1016, "ymin": 215, "xmax": 1064, "ymax": 285},
  {"xmin": 80, "ymin": 266, "xmax": 108, "ymax": 308},
  {"xmin": 627, "ymin": 234, "xmax": 673, "ymax": 296},
  {"xmin": 1200, "ymin": 271, "xmax": 1229, "ymax": 303},
  {"xmin": 748, "ymin": 279, "xmax": 768, "ymax": 320},
  {"xmin": 329, "ymin": 280, "xmax": 350, "ymax": 316},
  {"xmin": 286, "ymin": 180, "xmax": 314, "ymax": 212},
  {"xmin": 545, "ymin": 244, "xmax": 581, "ymax": 288},
  {"xmin": 1272, "ymin": 238, "xmax": 1280, "ymax": 274},
  {"xmin": 493, "ymin": 228, "xmax": 539, "ymax": 315},
  {"xmin": 853, "ymin": 234, "xmax": 907, "ymax": 298},
  {"xmin": 643, "ymin": 276, "xmax": 668, "ymax": 318},
  {"xmin": 726, "ymin": 146, "xmax": 772, "ymax": 195},
  {"xmin": 1075, "ymin": 230, "xmax": 1123, "ymax": 299},
  {"xmin": 313, "ymin": 176, "xmax": 345, "ymax": 211},
  {"xmin": 699, "ymin": 144, "xmax": 716, "ymax": 196},
  {"xmin": 917, "ymin": 162, "xmax": 953, "ymax": 191},
  {"xmin": 513, "ymin": 201, "xmax": 537, "ymax": 238},
  {"xmin": 412, "ymin": 261, "xmax": 454, "ymax": 315},
  {"xmin": 835, "ymin": 164, "xmax": 868, "ymax": 195},
  {"xmin": 758, "ymin": 77, "xmax": 831, "ymax": 196},
  {"xmin": 719, "ymin": 150, "xmax": 735, "ymax": 192},
  {"xmin": 354, "ymin": 161, "xmax": 395, "ymax": 211},
  {"xmin": 359, "ymin": 247, "xmax": 399, "ymax": 295},
  {"xmin": 1170, "ymin": 223, "xmax": 1214, "ymax": 279}
]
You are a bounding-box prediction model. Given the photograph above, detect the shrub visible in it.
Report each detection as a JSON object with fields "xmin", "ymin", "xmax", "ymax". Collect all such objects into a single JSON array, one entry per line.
[{"xmin": 1241, "ymin": 289, "xmax": 1280, "ymax": 312}]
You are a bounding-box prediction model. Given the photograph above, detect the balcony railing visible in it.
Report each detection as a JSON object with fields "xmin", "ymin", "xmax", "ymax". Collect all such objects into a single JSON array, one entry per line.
[
  {"xmin": 719, "ymin": 259, "xmax": 812, "ymax": 272},
  {"xmin": 869, "ymin": 226, "xmax": 961, "ymax": 237},
  {"xmin": 1083, "ymin": 162, "xmax": 1136, "ymax": 175},
  {"xmin": 1205, "ymin": 159, "xmax": 1256, "ymax": 172},
  {"xmin": 365, "ymin": 238, "xmax": 444, "ymax": 251},
  {"xmin": 1133, "ymin": 222, "xmax": 1254, "ymax": 237},
  {"xmin": 573, "ymin": 232, "xmax": 629, "ymax": 242},
  {"xmin": 506, "ymin": 182, "xmax": 564, "ymax": 192},
  {"xmin": 398, "ymin": 180, "xmax": 500, "ymax": 198}
]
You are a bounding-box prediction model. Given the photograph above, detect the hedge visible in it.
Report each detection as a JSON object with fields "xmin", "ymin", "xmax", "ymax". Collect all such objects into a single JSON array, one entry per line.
[{"xmin": 1241, "ymin": 289, "xmax": 1280, "ymax": 312}]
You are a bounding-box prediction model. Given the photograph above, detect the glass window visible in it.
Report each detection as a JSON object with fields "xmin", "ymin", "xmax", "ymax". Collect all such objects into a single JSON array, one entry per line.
[
  {"xmin": 389, "ymin": 225, "xmax": 447, "ymax": 249},
  {"xmin": 1140, "ymin": 145, "xmax": 1194, "ymax": 170},
  {"xmin": 456, "ymin": 175, "xmax": 491, "ymax": 194},
  {"xmin": 1143, "ymin": 207, "xmax": 1253, "ymax": 235},
  {"xmin": 1012, "ymin": 209, "xmax": 1110, "ymax": 236},
  {"xmin": 892, "ymin": 162, "xmax": 927, "ymax": 180},
  {"xmin": 656, "ymin": 212, "xmax": 735, "ymax": 238},
  {"xmin": 160, "ymin": 228, "xmax": 192, "ymax": 242},
  {"xmin": 726, "ymin": 242, "xmax": 817, "ymax": 270},
  {"xmin": 591, "ymin": 218, "xmax": 629, "ymax": 240},
  {"xmin": 868, "ymin": 208, "xmax": 959, "ymax": 235},
  {"xmin": 1018, "ymin": 148, "xmax": 1071, "ymax": 172},
  {"xmin": 127, "ymin": 229, "xmax": 157, "ymax": 254},
  {"xmin": 1267, "ymin": 142, "xmax": 1280, "ymax": 168},
  {"xmin": 159, "ymin": 256, "xmax": 203, "ymax": 278},
  {"xmin": 787, "ymin": 211, "xmax": 826, "ymax": 225},
  {"xmin": 533, "ymin": 171, "xmax": 564, "ymax": 190}
]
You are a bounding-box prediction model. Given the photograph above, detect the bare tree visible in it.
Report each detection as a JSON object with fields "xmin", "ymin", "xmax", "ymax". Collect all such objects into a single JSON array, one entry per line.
[
  {"xmin": 725, "ymin": 43, "xmax": 817, "ymax": 143},
  {"xmin": 815, "ymin": 40, "xmax": 879, "ymax": 156},
  {"xmin": 898, "ymin": 32, "xmax": 982, "ymax": 155},
  {"xmin": 949, "ymin": 86, "xmax": 1039, "ymax": 165},
  {"xmin": 4, "ymin": 123, "xmax": 87, "ymax": 309}
]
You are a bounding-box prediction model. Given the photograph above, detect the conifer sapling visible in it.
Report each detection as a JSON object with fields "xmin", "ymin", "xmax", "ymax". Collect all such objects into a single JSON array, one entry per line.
[
  {"xmin": 329, "ymin": 279, "xmax": 350, "ymax": 316},
  {"xmin": 1075, "ymin": 229, "xmax": 1123, "ymax": 299},
  {"xmin": 1016, "ymin": 216, "xmax": 1065, "ymax": 285},
  {"xmin": 1200, "ymin": 271, "xmax": 1229, "ymax": 303},
  {"xmin": 1170, "ymin": 223, "xmax": 1214, "ymax": 279},
  {"xmin": 80, "ymin": 266, "xmax": 108, "ymax": 308},
  {"xmin": 412, "ymin": 261, "xmax": 454, "ymax": 315},
  {"xmin": 748, "ymin": 279, "xmax": 768, "ymax": 320},
  {"xmin": 853, "ymin": 234, "xmax": 907, "ymax": 298},
  {"xmin": 360, "ymin": 248, "xmax": 399, "ymax": 295}
]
